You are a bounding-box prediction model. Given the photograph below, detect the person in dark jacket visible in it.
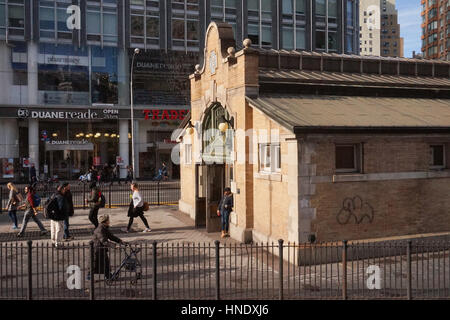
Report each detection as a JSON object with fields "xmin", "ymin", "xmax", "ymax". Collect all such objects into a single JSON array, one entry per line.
[
  {"xmin": 217, "ymin": 187, "xmax": 233, "ymax": 238},
  {"xmin": 88, "ymin": 214, "xmax": 126, "ymax": 280},
  {"xmin": 17, "ymin": 185, "xmax": 48, "ymax": 237},
  {"xmin": 86, "ymin": 182, "xmax": 102, "ymax": 228},
  {"xmin": 62, "ymin": 183, "xmax": 74, "ymax": 241},
  {"xmin": 51, "ymin": 184, "xmax": 70, "ymax": 248},
  {"xmin": 29, "ymin": 164, "xmax": 37, "ymax": 184}
]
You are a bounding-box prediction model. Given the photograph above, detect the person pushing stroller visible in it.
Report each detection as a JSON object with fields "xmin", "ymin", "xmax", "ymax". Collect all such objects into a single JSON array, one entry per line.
[{"xmin": 88, "ymin": 214, "xmax": 127, "ymax": 281}]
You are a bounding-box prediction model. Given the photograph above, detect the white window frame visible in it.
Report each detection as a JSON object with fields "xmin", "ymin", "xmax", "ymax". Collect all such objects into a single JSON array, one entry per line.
[
  {"xmin": 430, "ymin": 144, "xmax": 445, "ymax": 169},
  {"xmin": 185, "ymin": 143, "xmax": 192, "ymax": 165},
  {"xmin": 259, "ymin": 143, "xmax": 281, "ymax": 173}
]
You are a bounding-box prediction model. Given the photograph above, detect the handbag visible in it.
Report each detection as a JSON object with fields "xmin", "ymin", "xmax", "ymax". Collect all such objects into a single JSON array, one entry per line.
[{"xmin": 143, "ymin": 202, "xmax": 150, "ymax": 212}]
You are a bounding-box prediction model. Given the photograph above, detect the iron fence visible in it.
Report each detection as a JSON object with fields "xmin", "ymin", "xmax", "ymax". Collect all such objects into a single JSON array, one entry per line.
[
  {"xmin": 0, "ymin": 181, "xmax": 180, "ymax": 213},
  {"xmin": 1, "ymin": 239, "xmax": 450, "ymax": 300}
]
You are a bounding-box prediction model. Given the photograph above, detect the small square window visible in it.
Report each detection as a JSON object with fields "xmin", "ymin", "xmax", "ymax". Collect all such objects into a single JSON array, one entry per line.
[
  {"xmin": 430, "ymin": 145, "xmax": 445, "ymax": 168},
  {"xmin": 335, "ymin": 144, "xmax": 360, "ymax": 173}
]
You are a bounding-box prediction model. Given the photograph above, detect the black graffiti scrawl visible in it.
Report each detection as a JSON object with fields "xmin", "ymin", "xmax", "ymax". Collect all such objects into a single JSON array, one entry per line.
[{"xmin": 336, "ymin": 196, "xmax": 374, "ymax": 225}]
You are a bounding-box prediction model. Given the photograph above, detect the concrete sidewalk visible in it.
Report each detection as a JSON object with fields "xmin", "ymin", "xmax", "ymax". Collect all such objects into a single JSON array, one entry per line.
[{"xmin": 0, "ymin": 206, "xmax": 238, "ymax": 245}]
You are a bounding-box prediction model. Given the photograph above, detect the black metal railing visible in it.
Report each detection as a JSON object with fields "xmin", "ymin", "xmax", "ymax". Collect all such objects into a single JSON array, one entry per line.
[
  {"xmin": 0, "ymin": 181, "xmax": 180, "ymax": 213},
  {"xmin": 1, "ymin": 239, "xmax": 450, "ymax": 300}
]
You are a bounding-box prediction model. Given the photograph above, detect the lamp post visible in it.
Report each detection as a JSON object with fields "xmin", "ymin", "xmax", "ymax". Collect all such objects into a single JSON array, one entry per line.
[{"xmin": 130, "ymin": 48, "xmax": 140, "ymax": 180}]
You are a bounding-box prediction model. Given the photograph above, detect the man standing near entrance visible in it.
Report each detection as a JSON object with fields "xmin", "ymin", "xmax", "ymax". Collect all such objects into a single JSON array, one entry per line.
[
  {"xmin": 217, "ymin": 187, "xmax": 233, "ymax": 238},
  {"xmin": 29, "ymin": 163, "xmax": 37, "ymax": 184}
]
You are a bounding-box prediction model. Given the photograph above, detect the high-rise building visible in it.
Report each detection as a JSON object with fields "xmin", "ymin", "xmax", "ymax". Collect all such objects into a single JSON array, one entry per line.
[
  {"xmin": 0, "ymin": 0, "xmax": 360, "ymax": 181},
  {"xmin": 359, "ymin": 0, "xmax": 404, "ymax": 57},
  {"xmin": 421, "ymin": 0, "xmax": 450, "ymax": 60}
]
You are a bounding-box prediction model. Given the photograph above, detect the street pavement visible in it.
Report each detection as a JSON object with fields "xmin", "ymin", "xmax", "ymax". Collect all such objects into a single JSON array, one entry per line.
[{"xmin": 0, "ymin": 205, "xmax": 237, "ymax": 245}]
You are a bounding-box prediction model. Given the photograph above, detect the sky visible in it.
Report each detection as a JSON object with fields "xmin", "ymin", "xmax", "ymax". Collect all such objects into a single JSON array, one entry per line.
[{"xmin": 396, "ymin": 0, "xmax": 422, "ymax": 57}]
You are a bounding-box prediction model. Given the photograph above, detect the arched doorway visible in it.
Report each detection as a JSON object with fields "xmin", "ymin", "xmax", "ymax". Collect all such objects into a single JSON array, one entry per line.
[{"xmin": 195, "ymin": 103, "xmax": 234, "ymax": 232}]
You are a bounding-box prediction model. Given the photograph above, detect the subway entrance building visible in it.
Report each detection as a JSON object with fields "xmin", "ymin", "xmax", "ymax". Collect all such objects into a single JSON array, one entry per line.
[{"xmin": 178, "ymin": 23, "xmax": 450, "ymax": 243}]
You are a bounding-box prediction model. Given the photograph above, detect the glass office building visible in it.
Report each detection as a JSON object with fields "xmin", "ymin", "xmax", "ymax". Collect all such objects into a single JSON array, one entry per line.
[{"xmin": 0, "ymin": 0, "xmax": 359, "ymax": 181}]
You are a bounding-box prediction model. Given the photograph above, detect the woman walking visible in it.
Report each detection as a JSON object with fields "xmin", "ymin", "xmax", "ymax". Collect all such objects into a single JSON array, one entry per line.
[
  {"xmin": 86, "ymin": 182, "xmax": 101, "ymax": 228},
  {"xmin": 17, "ymin": 185, "xmax": 48, "ymax": 237},
  {"xmin": 6, "ymin": 182, "xmax": 22, "ymax": 230},
  {"xmin": 124, "ymin": 182, "xmax": 151, "ymax": 233}
]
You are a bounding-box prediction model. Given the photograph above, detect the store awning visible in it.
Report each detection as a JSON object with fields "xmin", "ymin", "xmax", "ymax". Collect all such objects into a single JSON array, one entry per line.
[{"xmin": 246, "ymin": 95, "xmax": 450, "ymax": 134}]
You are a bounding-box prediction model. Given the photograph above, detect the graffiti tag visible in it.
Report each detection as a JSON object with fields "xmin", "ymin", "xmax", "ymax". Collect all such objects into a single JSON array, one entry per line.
[{"xmin": 336, "ymin": 196, "xmax": 374, "ymax": 225}]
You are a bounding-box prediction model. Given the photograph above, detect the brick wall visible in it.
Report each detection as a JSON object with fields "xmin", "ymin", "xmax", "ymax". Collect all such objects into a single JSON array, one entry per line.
[{"xmin": 306, "ymin": 135, "xmax": 450, "ymax": 242}]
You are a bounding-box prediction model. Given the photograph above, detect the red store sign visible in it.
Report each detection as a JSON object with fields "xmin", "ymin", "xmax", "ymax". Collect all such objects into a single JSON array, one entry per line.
[{"xmin": 142, "ymin": 109, "xmax": 189, "ymax": 120}]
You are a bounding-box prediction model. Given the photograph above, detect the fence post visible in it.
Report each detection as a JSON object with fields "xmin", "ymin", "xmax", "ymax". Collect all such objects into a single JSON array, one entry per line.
[
  {"xmin": 108, "ymin": 184, "xmax": 112, "ymax": 209},
  {"xmin": 215, "ymin": 240, "xmax": 220, "ymax": 300},
  {"xmin": 89, "ymin": 241, "xmax": 95, "ymax": 300},
  {"xmin": 407, "ymin": 240, "xmax": 412, "ymax": 300},
  {"xmin": 83, "ymin": 183, "xmax": 86, "ymax": 210},
  {"xmin": 157, "ymin": 181, "xmax": 160, "ymax": 206},
  {"xmin": 278, "ymin": 239, "xmax": 284, "ymax": 300},
  {"xmin": 342, "ymin": 240, "xmax": 348, "ymax": 300},
  {"xmin": 152, "ymin": 241, "xmax": 157, "ymax": 300},
  {"xmin": 27, "ymin": 240, "xmax": 32, "ymax": 300}
]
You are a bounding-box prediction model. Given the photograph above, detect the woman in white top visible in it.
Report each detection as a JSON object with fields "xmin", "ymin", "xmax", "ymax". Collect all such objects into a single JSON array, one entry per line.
[{"xmin": 125, "ymin": 182, "xmax": 151, "ymax": 233}]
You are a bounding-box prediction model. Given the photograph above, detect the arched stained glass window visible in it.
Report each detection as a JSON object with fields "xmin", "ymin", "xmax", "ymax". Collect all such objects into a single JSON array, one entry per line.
[{"xmin": 201, "ymin": 103, "xmax": 233, "ymax": 164}]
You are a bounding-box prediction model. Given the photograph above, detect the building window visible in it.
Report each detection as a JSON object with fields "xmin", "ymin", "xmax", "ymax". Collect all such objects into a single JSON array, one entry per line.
[
  {"xmin": 39, "ymin": 0, "xmax": 73, "ymax": 41},
  {"xmin": 87, "ymin": 1, "xmax": 118, "ymax": 44},
  {"xmin": 37, "ymin": 43, "xmax": 90, "ymax": 105},
  {"xmin": 281, "ymin": 0, "xmax": 306, "ymax": 50},
  {"xmin": 248, "ymin": 0, "xmax": 273, "ymax": 48},
  {"xmin": 185, "ymin": 144, "xmax": 192, "ymax": 165},
  {"xmin": 130, "ymin": 0, "xmax": 159, "ymax": 48},
  {"xmin": 335, "ymin": 144, "xmax": 360, "ymax": 173},
  {"xmin": 211, "ymin": 0, "xmax": 237, "ymax": 39},
  {"xmin": 259, "ymin": 144, "xmax": 281, "ymax": 173},
  {"xmin": 171, "ymin": 0, "xmax": 199, "ymax": 51},
  {"xmin": 345, "ymin": 0, "xmax": 355, "ymax": 53},
  {"xmin": 0, "ymin": 0, "xmax": 25, "ymax": 38},
  {"xmin": 430, "ymin": 145, "xmax": 445, "ymax": 169}
]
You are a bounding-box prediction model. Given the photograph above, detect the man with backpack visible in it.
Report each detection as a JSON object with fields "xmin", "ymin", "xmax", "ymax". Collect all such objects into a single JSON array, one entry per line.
[
  {"xmin": 86, "ymin": 182, "xmax": 105, "ymax": 228},
  {"xmin": 46, "ymin": 184, "xmax": 70, "ymax": 248},
  {"xmin": 17, "ymin": 185, "xmax": 48, "ymax": 237}
]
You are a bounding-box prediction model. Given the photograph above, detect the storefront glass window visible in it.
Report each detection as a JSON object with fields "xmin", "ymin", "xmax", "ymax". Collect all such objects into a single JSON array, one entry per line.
[{"xmin": 39, "ymin": 119, "xmax": 120, "ymax": 180}]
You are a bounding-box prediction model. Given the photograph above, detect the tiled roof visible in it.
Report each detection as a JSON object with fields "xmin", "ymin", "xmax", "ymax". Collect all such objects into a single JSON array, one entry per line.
[{"xmin": 247, "ymin": 94, "xmax": 450, "ymax": 133}]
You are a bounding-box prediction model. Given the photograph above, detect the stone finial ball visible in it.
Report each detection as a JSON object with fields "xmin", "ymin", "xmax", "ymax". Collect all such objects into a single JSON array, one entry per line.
[
  {"xmin": 227, "ymin": 47, "xmax": 236, "ymax": 56},
  {"xmin": 195, "ymin": 64, "xmax": 201, "ymax": 72},
  {"xmin": 243, "ymin": 38, "xmax": 252, "ymax": 48}
]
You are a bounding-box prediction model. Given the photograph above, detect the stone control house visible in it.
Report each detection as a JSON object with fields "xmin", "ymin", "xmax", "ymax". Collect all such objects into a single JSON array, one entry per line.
[{"xmin": 178, "ymin": 22, "xmax": 450, "ymax": 244}]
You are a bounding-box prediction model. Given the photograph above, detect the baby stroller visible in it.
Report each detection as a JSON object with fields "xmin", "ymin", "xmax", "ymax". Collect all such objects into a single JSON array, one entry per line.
[
  {"xmin": 105, "ymin": 246, "xmax": 142, "ymax": 286},
  {"xmin": 78, "ymin": 172, "xmax": 92, "ymax": 184}
]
